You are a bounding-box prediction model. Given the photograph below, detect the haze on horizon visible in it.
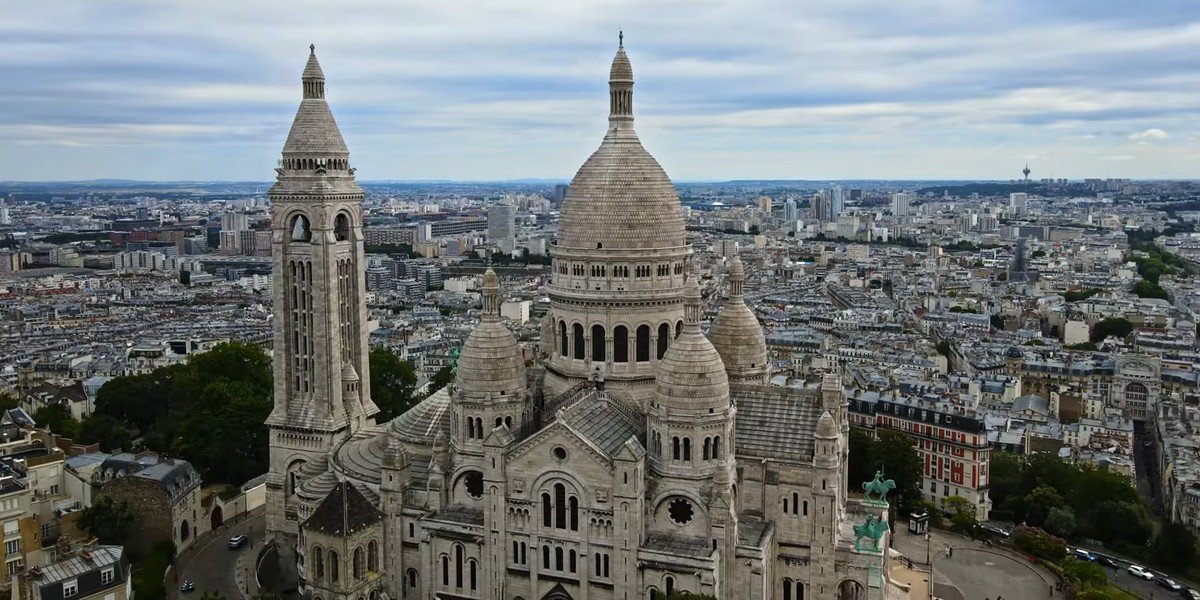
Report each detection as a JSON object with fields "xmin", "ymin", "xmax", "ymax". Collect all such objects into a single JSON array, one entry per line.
[{"xmin": 2, "ymin": 0, "xmax": 1198, "ymax": 183}]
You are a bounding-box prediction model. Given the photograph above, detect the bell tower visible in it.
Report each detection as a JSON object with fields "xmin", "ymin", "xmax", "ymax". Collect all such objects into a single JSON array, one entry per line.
[{"xmin": 265, "ymin": 45, "xmax": 378, "ymax": 551}]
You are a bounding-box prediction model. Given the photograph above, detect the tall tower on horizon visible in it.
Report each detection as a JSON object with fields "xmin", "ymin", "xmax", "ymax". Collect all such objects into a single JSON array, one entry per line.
[{"xmin": 264, "ymin": 45, "xmax": 377, "ymax": 553}]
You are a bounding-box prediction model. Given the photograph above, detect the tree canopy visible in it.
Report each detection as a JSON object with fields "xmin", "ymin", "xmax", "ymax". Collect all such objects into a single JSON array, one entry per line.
[
  {"xmin": 848, "ymin": 428, "xmax": 923, "ymax": 513},
  {"xmin": 94, "ymin": 342, "xmax": 273, "ymax": 485},
  {"xmin": 369, "ymin": 346, "xmax": 419, "ymax": 422}
]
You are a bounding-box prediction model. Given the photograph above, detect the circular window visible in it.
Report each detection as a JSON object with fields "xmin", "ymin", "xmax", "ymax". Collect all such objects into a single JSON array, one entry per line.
[
  {"xmin": 553, "ymin": 447, "xmax": 568, "ymax": 462},
  {"xmin": 668, "ymin": 497, "xmax": 694, "ymax": 525},
  {"xmin": 463, "ymin": 471, "xmax": 483, "ymax": 499}
]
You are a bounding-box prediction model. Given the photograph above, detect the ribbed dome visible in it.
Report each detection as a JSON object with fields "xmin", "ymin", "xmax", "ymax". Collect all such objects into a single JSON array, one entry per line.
[
  {"xmin": 456, "ymin": 269, "xmax": 526, "ymax": 398},
  {"xmin": 655, "ymin": 276, "xmax": 729, "ymax": 410},
  {"xmin": 710, "ymin": 255, "xmax": 769, "ymax": 384},
  {"xmin": 557, "ymin": 41, "xmax": 685, "ymax": 251}
]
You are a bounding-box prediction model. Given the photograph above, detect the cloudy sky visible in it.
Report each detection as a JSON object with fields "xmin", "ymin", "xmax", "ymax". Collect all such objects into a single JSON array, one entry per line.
[{"xmin": 2, "ymin": 0, "xmax": 1198, "ymax": 182}]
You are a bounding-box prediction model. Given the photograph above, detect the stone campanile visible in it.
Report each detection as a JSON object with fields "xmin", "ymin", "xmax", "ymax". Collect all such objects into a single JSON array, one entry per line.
[{"xmin": 265, "ymin": 45, "xmax": 378, "ymax": 552}]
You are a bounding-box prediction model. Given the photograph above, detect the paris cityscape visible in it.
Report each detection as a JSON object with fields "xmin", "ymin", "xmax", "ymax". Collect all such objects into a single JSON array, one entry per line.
[{"xmin": 1, "ymin": 2, "xmax": 1198, "ymax": 600}]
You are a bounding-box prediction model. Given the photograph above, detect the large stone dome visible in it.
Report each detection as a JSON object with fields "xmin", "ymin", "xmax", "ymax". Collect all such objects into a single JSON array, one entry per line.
[
  {"xmin": 456, "ymin": 269, "xmax": 526, "ymax": 398},
  {"xmin": 710, "ymin": 255, "xmax": 769, "ymax": 384},
  {"xmin": 655, "ymin": 276, "xmax": 729, "ymax": 411},
  {"xmin": 556, "ymin": 43, "xmax": 685, "ymax": 251}
]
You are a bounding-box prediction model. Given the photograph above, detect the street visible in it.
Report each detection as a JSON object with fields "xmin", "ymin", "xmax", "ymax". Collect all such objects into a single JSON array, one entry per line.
[{"xmin": 172, "ymin": 510, "xmax": 265, "ymax": 600}]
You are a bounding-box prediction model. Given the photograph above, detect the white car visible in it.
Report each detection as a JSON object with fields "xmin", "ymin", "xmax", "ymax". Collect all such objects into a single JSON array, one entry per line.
[{"xmin": 1127, "ymin": 564, "xmax": 1154, "ymax": 580}]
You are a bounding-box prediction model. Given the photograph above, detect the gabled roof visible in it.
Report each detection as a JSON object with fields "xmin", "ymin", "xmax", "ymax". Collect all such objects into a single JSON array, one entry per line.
[{"xmin": 303, "ymin": 480, "xmax": 383, "ymax": 537}]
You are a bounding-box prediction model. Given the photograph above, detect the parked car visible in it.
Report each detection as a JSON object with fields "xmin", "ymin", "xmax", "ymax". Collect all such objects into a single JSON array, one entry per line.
[
  {"xmin": 982, "ymin": 525, "xmax": 1010, "ymax": 538},
  {"xmin": 1094, "ymin": 554, "xmax": 1119, "ymax": 568},
  {"xmin": 181, "ymin": 581, "xmax": 196, "ymax": 593},
  {"xmin": 1158, "ymin": 576, "xmax": 1184, "ymax": 592},
  {"xmin": 1127, "ymin": 564, "xmax": 1155, "ymax": 580},
  {"xmin": 1072, "ymin": 548, "xmax": 1095, "ymax": 561},
  {"xmin": 1182, "ymin": 587, "xmax": 1200, "ymax": 600},
  {"xmin": 228, "ymin": 535, "xmax": 248, "ymax": 550}
]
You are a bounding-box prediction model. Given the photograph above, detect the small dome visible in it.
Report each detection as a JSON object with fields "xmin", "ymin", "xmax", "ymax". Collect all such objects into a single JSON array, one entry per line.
[
  {"xmin": 341, "ymin": 362, "xmax": 360, "ymax": 381},
  {"xmin": 1006, "ymin": 346, "xmax": 1023, "ymax": 358},
  {"xmin": 710, "ymin": 255, "xmax": 768, "ymax": 384},
  {"xmin": 610, "ymin": 46, "xmax": 633, "ymax": 82},
  {"xmin": 456, "ymin": 320, "xmax": 526, "ymax": 397},
  {"xmin": 655, "ymin": 275, "xmax": 729, "ymax": 411},
  {"xmin": 302, "ymin": 45, "xmax": 325, "ymax": 80}
]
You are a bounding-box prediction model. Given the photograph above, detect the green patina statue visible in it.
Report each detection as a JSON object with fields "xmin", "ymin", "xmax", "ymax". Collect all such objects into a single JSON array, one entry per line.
[
  {"xmin": 853, "ymin": 514, "xmax": 889, "ymax": 552},
  {"xmin": 449, "ymin": 347, "xmax": 460, "ymax": 375},
  {"xmin": 862, "ymin": 470, "xmax": 896, "ymax": 504}
]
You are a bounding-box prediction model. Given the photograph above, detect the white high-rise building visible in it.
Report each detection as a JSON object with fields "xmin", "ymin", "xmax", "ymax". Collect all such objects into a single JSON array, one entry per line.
[
  {"xmin": 891, "ymin": 192, "xmax": 913, "ymax": 218},
  {"xmin": 487, "ymin": 203, "xmax": 516, "ymax": 254},
  {"xmin": 783, "ymin": 197, "xmax": 798, "ymax": 222},
  {"xmin": 831, "ymin": 185, "xmax": 845, "ymax": 219},
  {"xmin": 0, "ymin": 197, "xmax": 11, "ymax": 226},
  {"xmin": 222, "ymin": 211, "xmax": 250, "ymax": 232},
  {"xmin": 1010, "ymin": 192, "xmax": 1029, "ymax": 216}
]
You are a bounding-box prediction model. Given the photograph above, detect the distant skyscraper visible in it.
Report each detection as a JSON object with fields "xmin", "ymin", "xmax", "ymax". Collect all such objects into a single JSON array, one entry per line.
[
  {"xmin": 222, "ymin": 211, "xmax": 250, "ymax": 232},
  {"xmin": 756, "ymin": 196, "xmax": 772, "ymax": 214},
  {"xmin": 891, "ymin": 193, "xmax": 913, "ymax": 218},
  {"xmin": 783, "ymin": 197, "xmax": 798, "ymax": 222},
  {"xmin": 1010, "ymin": 192, "xmax": 1028, "ymax": 216},
  {"xmin": 488, "ymin": 203, "xmax": 516, "ymax": 254},
  {"xmin": 0, "ymin": 196, "xmax": 10, "ymax": 226},
  {"xmin": 552, "ymin": 183, "xmax": 570, "ymax": 206},
  {"xmin": 831, "ymin": 185, "xmax": 845, "ymax": 219},
  {"xmin": 812, "ymin": 191, "xmax": 831, "ymax": 222}
]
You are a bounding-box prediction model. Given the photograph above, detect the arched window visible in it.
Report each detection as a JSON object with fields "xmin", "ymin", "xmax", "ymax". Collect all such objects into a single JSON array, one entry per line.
[
  {"xmin": 569, "ymin": 549, "xmax": 577, "ymax": 573},
  {"xmin": 666, "ymin": 575, "xmax": 675, "ymax": 596},
  {"xmin": 683, "ymin": 438, "xmax": 692, "ymax": 461},
  {"xmin": 554, "ymin": 483, "xmax": 567, "ymax": 529},
  {"xmin": 657, "ymin": 323, "xmax": 670, "ymax": 359},
  {"xmin": 555, "ymin": 547, "xmax": 564, "ymax": 571},
  {"xmin": 542, "ymin": 546, "xmax": 550, "ymax": 569},
  {"xmin": 542, "ymin": 493, "xmax": 552, "ymax": 527},
  {"xmin": 467, "ymin": 417, "xmax": 475, "ymax": 439},
  {"xmin": 1125, "ymin": 382, "xmax": 1148, "ymax": 404},
  {"xmin": 614, "ymin": 326, "xmax": 629, "ymax": 363},
  {"xmin": 469, "ymin": 560, "xmax": 477, "ymax": 591},
  {"xmin": 636, "ymin": 325, "xmax": 651, "ymax": 362},
  {"xmin": 792, "ymin": 492, "xmax": 799, "ymax": 515},
  {"xmin": 703, "ymin": 437, "xmax": 711, "ymax": 460},
  {"xmin": 672, "ymin": 437, "xmax": 681, "ymax": 460},
  {"xmin": 591, "ymin": 324, "xmax": 606, "ymax": 362},
  {"xmin": 312, "ymin": 547, "xmax": 324, "ymax": 581},
  {"xmin": 573, "ymin": 324, "xmax": 585, "ymax": 360},
  {"xmin": 441, "ymin": 555, "xmax": 449, "ymax": 586},
  {"xmin": 559, "ymin": 321, "xmax": 568, "ymax": 357},
  {"xmin": 784, "ymin": 578, "xmax": 794, "ymax": 600},
  {"xmin": 569, "ymin": 496, "xmax": 579, "ymax": 531},
  {"xmin": 329, "ymin": 550, "xmax": 340, "ymax": 583},
  {"xmin": 455, "ymin": 545, "xmax": 463, "ymax": 588},
  {"xmin": 367, "ymin": 540, "xmax": 378, "ymax": 572},
  {"xmin": 713, "ymin": 435, "xmax": 721, "ymax": 459},
  {"xmin": 406, "ymin": 569, "xmax": 418, "ymax": 589},
  {"xmin": 796, "ymin": 581, "xmax": 806, "ymax": 600},
  {"xmin": 353, "ymin": 546, "xmax": 364, "ymax": 580},
  {"xmin": 676, "ymin": 320, "xmax": 683, "ymax": 338},
  {"xmin": 334, "ymin": 213, "xmax": 350, "ymax": 242},
  {"xmin": 290, "ymin": 214, "xmax": 311, "ymax": 242}
]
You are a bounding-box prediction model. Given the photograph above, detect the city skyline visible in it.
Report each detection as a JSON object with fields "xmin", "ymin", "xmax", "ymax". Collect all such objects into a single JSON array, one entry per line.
[{"xmin": 2, "ymin": 1, "xmax": 1198, "ymax": 182}]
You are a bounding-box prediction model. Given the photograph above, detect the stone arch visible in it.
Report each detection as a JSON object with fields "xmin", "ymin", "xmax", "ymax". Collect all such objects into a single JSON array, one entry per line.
[
  {"xmin": 352, "ymin": 546, "xmax": 364, "ymax": 580},
  {"xmin": 657, "ymin": 323, "xmax": 670, "ymax": 359},
  {"xmin": 311, "ymin": 545, "xmax": 325, "ymax": 581},
  {"xmin": 210, "ymin": 505, "xmax": 223, "ymax": 530},
  {"xmin": 367, "ymin": 539, "xmax": 378, "ymax": 572},
  {"xmin": 636, "ymin": 324, "xmax": 651, "ymax": 362},
  {"xmin": 288, "ymin": 212, "xmax": 312, "ymax": 242},
  {"xmin": 334, "ymin": 211, "xmax": 352, "ymax": 242},
  {"xmin": 179, "ymin": 519, "xmax": 190, "ymax": 542},
  {"xmin": 838, "ymin": 579, "xmax": 865, "ymax": 600},
  {"xmin": 452, "ymin": 469, "xmax": 484, "ymax": 502},
  {"xmin": 573, "ymin": 323, "xmax": 585, "ymax": 360},
  {"xmin": 559, "ymin": 320, "xmax": 568, "ymax": 357},
  {"xmin": 328, "ymin": 549, "xmax": 340, "ymax": 583},
  {"xmin": 613, "ymin": 325, "xmax": 629, "ymax": 363},
  {"xmin": 591, "ymin": 324, "xmax": 606, "ymax": 362}
]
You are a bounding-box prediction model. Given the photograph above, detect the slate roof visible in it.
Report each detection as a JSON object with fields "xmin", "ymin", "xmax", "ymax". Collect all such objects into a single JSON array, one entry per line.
[
  {"xmin": 38, "ymin": 545, "xmax": 125, "ymax": 584},
  {"xmin": 303, "ymin": 480, "xmax": 383, "ymax": 537},
  {"xmin": 732, "ymin": 384, "xmax": 822, "ymax": 464},
  {"xmin": 737, "ymin": 514, "xmax": 771, "ymax": 548},
  {"xmin": 435, "ymin": 504, "xmax": 485, "ymax": 526},
  {"xmin": 563, "ymin": 394, "xmax": 643, "ymax": 456},
  {"xmin": 643, "ymin": 532, "xmax": 711, "ymax": 558}
]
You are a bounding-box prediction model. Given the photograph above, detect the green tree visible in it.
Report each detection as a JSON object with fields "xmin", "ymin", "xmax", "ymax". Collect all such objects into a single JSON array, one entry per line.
[
  {"xmin": 1150, "ymin": 525, "xmax": 1197, "ymax": 570},
  {"xmin": 1044, "ymin": 507, "xmax": 1076, "ymax": 538},
  {"xmin": 1023, "ymin": 485, "xmax": 1067, "ymax": 526},
  {"xmin": 1060, "ymin": 558, "xmax": 1108, "ymax": 590},
  {"xmin": 0, "ymin": 392, "xmax": 17, "ymax": 411},
  {"xmin": 1064, "ymin": 288, "xmax": 1101, "ymax": 302},
  {"xmin": 869, "ymin": 430, "xmax": 924, "ymax": 513},
  {"xmin": 78, "ymin": 497, "xmax": 135, "ymax": 545},
  {"xmin": 1132, "ymin": 279, "xmax": 1170, "ymax": 300},
  {"xmin": 990, "ymin": 314, "xmax": 1006, "ymax": 329},
  {"xmin": 429, "ymin": 365, "xmax": 454, "ymax": 395},
  {"xmin": 1091, "ymin": 317, "xmax": 1133, "ymax": 343},
  {"xmin": 78, "ymin": 414, "xmax": 132, "ymax": 452},
  {"xmin": 1086, "ymin": 501, "xmax": 1151, "ymax": 547},
  {"xmin": 32, "ymin": 404, "xmax": 80, "ymax": 439},
  {"xmin": 370, "ymin": 346, "xmax": 419, "ymax": 421},
  {"xmin": 847, "ymin": 428, "xmax": 876, "ymax": 491},
  {"xmin": 943, "ymin": 496, "xmax": 978, "ymax": 534}
]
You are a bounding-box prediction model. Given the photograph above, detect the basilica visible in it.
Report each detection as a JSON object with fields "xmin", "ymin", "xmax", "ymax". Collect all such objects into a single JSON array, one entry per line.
[{"xmin": 264, "ymin": 40, "xmax": 901, "ymax": 600}]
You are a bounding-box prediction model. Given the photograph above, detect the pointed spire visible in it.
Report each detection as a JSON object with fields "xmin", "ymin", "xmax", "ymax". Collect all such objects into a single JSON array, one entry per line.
[
  {"xmin": 481, "ymin": 267, "xmax": 501, "ymax": 321},
  {"xmin": 302, "ymin": 44, "xmax": 325, "ymax": 100},
  {"xmin": 728, "ymin": 253, "xmax": 745, "ymax": 297},
  {"xmin": 609, "ymin": 34, "xmax": 634, "ymax": 121},
  {"xmin": 683, "ymin": 269, "xmax": 702, "ymax": 328}
]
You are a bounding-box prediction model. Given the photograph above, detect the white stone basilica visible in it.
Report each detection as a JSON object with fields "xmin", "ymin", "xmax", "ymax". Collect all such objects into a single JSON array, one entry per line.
[{"xmin": 266, "ymin": 41, "xmax": 901, "ymax": 600}]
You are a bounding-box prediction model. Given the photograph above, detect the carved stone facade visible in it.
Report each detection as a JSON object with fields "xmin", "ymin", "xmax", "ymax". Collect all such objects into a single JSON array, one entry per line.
[{"xmin": 268, "ymin": 41, "xmax": 897, "ymax": 600}]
